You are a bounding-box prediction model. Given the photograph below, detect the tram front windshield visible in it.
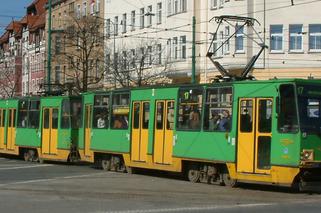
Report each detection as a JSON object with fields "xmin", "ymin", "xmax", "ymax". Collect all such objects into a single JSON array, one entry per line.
[{"xmin": 297, "ymin": 84, "xmax": 321, "ymax": 134}]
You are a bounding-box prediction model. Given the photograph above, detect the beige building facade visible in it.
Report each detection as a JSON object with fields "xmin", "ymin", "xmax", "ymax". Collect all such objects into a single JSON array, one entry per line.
[{"xmin": 105, "ymin": 0, "xmax": 321, "ymax": 84}]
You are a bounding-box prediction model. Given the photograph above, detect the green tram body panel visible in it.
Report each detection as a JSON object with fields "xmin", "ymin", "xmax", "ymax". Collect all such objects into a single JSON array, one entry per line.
[
  {"xmin": 40, "ymin": 96, "xmax": 80, "ymax": 150},
  {"xmin": 81, "ymin": 91, "xmax": 130, "ymax": 153},
  {"xmin": 0, "ymin": 99, "xmax": 18, "ymax": 147},
  {"xmin": 15, "ymin": 97, "xmax": 41, "ymax": 148}
]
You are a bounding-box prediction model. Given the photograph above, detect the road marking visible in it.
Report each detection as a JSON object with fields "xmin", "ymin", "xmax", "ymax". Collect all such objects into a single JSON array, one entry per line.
[
  {"xmin": 0, "ymin": 172, "xmax": 105, "ymax": 187},
  {"xmin": 99, "ymin": 203, "xmax": 275, "ymax": 213},
  {"xmin": 0, "ymin": 164, "xmax": 53, "ymax": 170}
]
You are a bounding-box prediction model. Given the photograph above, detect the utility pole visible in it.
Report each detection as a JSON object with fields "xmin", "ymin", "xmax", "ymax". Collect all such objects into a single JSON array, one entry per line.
[
  {"xmin": 191, "ymin": 16, "xmax": 196, "ymax": 84},
  {"xmin": 47, "ymin": 0, "xmax": 52, "ymax": 93}
]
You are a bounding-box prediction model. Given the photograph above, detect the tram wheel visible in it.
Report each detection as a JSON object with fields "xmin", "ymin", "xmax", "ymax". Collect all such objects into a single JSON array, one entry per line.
[
  {"xmin": 187, "ymin": 164, "xmax": 200, "ymax": 183},
  {"xmin": 222, "ymin": 173, "xmax": 238, "ymax": 187},
  {"xmin": 24, "ymin": 151, "xmax": 31, "ymax": 162},
  {"xmin": 101, "ymin": 159, "xmax": 111, "ymax": 171}
]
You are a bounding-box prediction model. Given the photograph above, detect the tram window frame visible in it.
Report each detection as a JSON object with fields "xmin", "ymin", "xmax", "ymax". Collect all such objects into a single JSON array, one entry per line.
[
  {"xmin": 0, "ymin": 109, "xmax": 4, "ymax": 127},
  {"xmin": 28, "ymin": 100, "xmax": 40, "ymax": 128},
  {"xmin": 142, "ymin": 102, "xmax": 150, "ymax": 129},
  {"xmin": 177, "ymin": 87, "xmax": 203, "ymax": 131},
  {"xmin": 111, "ymin": 93, "xmax": 130, "ymax": 130},
  {"xmin": 92, "ymin": 94, "xmax": 110, "ymax": 129},
  {"xmin": 17, "ymin": 100, "xmax": 29, "ymax": 128},
  {"xmin": 277, "ymin": 84, "xmax": 299, "ymax": 133},
  {"xmin": 203, "ymin": 87, "xmax": 233, "ymax": 132},
  {"xmin": 61, "ymin": 98, "xmax": 83, "ymax": 129},
  {"xmin": 61, "ymin": 99, "xmax": 71, "ymax": 129}
]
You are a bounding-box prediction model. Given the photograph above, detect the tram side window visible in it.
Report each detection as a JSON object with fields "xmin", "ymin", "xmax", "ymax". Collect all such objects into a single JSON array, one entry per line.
[
  {"xmin": 177, "ymin": 88, "xmax": 203, "ymax": 130},
  {"xmin": 71, "ymin": 99, "xmax": 82, "ymax": 128},
  {"xmin": 28, "ymin": 100, "xmax": 40, "ymax": 128},
  {"xmin": 203, "ymin": 87, "xmax": 232, "ymax": 132},
  {"xmin": 93, "ymin": 95, "xmax": 109, "ymax": 129},
  {"xmin": 111, "ymin": 93, "xmax": 130, "ymax": 129},
  {"xmin": 18, "ymin": 100, "xmax": 29, "ymax": 128},
  {"xmin": 61, "ymin": 100, "xmax": 71, "ymax": 129},
  {"xmin": 278, "ymin": 84, "xmax": 299, "ymax": 133}
]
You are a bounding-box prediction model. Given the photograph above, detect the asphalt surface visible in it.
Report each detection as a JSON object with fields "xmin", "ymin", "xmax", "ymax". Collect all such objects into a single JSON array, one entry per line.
[{"xmin": 0, "ymin": 155, "xmax": 321, "ymax": 213}]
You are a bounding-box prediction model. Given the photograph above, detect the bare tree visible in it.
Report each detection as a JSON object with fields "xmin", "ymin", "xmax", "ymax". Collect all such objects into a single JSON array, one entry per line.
[
  {"xmin": 54, "ymin": 14, "xmax": 105, "ymax": 93},
  {"xmin": 0, "ymin": 58, "xmax": 21, "ymax": 98},
  {"xmin": 105, "ymin": 40, "xmax": 172, "ymax": 88}
]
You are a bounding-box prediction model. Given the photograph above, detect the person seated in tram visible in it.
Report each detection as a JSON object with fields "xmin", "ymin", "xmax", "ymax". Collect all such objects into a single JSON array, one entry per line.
[
  {"xmin": 218, "ymin": 110, "xmax": 231, "ymax": 131},
  {"xmin": 97, "ymin": 114, "xmax": 106, "ymax": 128},
  {"xmin": 189, "ymin": 106, "xmax": 200, "ymax": 129},
  {"xmin": 209, "ymin": 112, "xmax": 221, "ymax": 130}
]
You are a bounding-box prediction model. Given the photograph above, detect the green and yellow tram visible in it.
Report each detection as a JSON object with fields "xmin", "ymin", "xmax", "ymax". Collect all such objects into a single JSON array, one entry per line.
[
  {"xmin": 0, "ymin": 95, "xmax": 82, "ymax": 163},
  {"xmin": 80, "ymin": 78, "xmax": 321, "ymax": 189}
]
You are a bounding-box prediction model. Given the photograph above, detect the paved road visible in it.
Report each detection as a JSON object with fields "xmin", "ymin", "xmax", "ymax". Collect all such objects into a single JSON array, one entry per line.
[{"xmin": 0, "ymin": 156, "xmax": 321, "ymax": 213}]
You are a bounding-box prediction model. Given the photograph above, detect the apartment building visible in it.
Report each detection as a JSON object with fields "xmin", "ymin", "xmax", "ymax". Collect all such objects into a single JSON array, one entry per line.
[
  {"xmin": 204, "ymin": 0, "xmax": 321, "ymax": 82},
  {"xmin": 47, "ymin": 0, "xmax": 105, "ymax": 93},
  {"xmin": 104, "ymin": 0, "xmax": 194, "ymax": 85},
  {"xmin": 105, "ymin": 0, "xmax": 321, "ymax": 84},
  {"xmin": 0, "ymin": 21, "xmax": 23, "ymax": 97},
  {"xmin": 21, "ymin": 0, "xmax": 47, "ymax": 96}
]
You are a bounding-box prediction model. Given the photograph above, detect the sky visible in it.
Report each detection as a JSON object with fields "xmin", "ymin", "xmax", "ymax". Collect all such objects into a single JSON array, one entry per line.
[{"xmin": 0, "ymin": 0, "xmax": 32, "ymax": 35}]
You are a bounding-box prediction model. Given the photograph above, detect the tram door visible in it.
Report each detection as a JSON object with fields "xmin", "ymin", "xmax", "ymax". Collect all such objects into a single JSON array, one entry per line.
[
  {"xmin": 131, "ymin": 101, "xmax": 149, "ymax": 162},
  {"xmin": 154, "ymin": 100, "xmax": 175, "ymax": 164},
  {"xmin": 0, "ymin": 109, "xmax": 5, "ymax": 149},
  {"xmin": 84, "ymin": 104, "xmax": 92, "ymax": 157},
  {"xmin": 6, "ymin": 109, "xmax": 16, "ymax": 150},
  {"xmin": 237, "ymin": 98, "xmax": 272, "ymax": 174},
  {"xmin": 42, "ymin": 108, "xmax": 59, "ymax": 155}
]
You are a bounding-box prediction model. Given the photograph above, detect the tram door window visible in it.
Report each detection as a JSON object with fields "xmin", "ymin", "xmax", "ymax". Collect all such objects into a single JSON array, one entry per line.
[
  {"xmin": 0, "ymin": 109, "xmax": 5, "ymax": 149},
  {"xmin": 42, "ymin": 108, "xmax": 58, "ymax": 155},
  {"xmin": 6, "ymin": 109, "xmax": 16, "ymax": 150},
  {"xmin": 237, "ymin": 98, "xmax": 272, "ymax": 174},
  {"xmin": 84, "ymin": 104, "xmax": 92, "ymax": 157},
  {"xmin": 131, "ymin": 101, "xmax": 149, "ymax": 162},
  {"xmin": 154, "ymin": 100, "xmax": 174, "ymax": 164}
]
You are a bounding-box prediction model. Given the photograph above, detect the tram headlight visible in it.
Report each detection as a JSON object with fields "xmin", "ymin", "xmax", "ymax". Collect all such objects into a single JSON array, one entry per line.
[{"xmin": 301, "ymin": 149, "xmax": 314, "ymax": 161}]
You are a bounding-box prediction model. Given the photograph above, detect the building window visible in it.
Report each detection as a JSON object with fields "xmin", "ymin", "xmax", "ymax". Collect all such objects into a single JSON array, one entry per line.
[
  {"xmin": 96, "ymin": 0, "xmax": 100, "ymax": 12},
  {"xmin": 140, "ymin": 8, "xmax": 145, "ymax": 29},
  {"xmin": 147, "ymin": 5, "xmax": 152, "ymax": 27},
  {"xmin": 219, "ymin": 0, "xmax": 224, "ymax": 8},
  {"xmin": 309, "ymin": 24, "xmax": 321, "ymax": 51},
  {"xmin": 55, "ymin": 66, "xmax": 61, "ymax": 83},
  {"xmin": 270, "ymin": 25, "xmax": 283, "ymax": 52},
  {"xmin": 180, "ymin": 35, "xmax": 186, "ymax": 59},
  {"xmin": 235, "ymin": 25, "xmax": 244, "ymax": 52},
  {"xmin": 173, "ymin": 37, "xmax": 178, "ymax": 59},
  {"xmin": 174, "ymin": 0, "xmax": 178, "ymax": 14},
  {"xmin": 157, "ymin": 3, "xmax": 162, "ymax": 24},
  {"xmin": 168, "ymin": 0, "xmax": 172, "ymax": 15},
  {"xmin": 289, "ymin": 24, "xmax": 303, "ymax": 52},
  {"xmin": 82, "ymin": 2, "xmax": 87, "ymax": 16},
  {"xmin": 106, "ymin": 19, "xmax": 111, "ymax": 38},
  {"xmin": 131, "ymin": 11, "xmax": 135, "ymax": 31},
  {"xmin": 224, "ymin": 26, "xmax": 230, "ymax": 54},
  {"xmin": 210, "ymin": 0, "xmax": 217, "ymax": 9},
  {"xmin": 90, "ymin": 0, "xmax": 95, "ymax": 14},
  {"xmin": 76, "ymin": 4, "xmax": 81, "ymax": 18},
  {"xmin": 180, "ymin": 0, "xmax": 187, "ymax": 12},
  {"xmin": 157, "ymin": 44, "xmax": 162, "ymax": 64},
  {"xmin": 114, "ymin": 16, "xmax": 118, "ymax": 36},
  {"xmin": 148, "ymin": 46, "xmax": 152, "ymax": 65},
  {"xmin": 122, "ymin": 13, "xmax": 127, "ymax": 33}
]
